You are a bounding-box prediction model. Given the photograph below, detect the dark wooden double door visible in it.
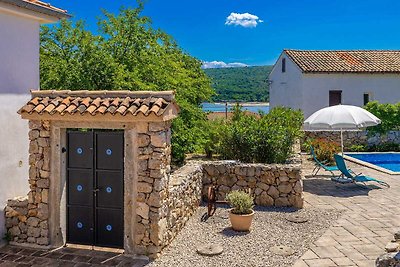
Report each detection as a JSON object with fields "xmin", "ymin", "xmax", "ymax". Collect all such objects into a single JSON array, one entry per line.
[{"xmin": 67, "ymin": 130, "xmax": 124, "ymax": 248}]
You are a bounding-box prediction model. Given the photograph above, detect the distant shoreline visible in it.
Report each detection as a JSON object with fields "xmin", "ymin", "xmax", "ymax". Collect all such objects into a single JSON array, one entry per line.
[{"xmin": 203, "ymin": 102, "xmax": 269, "ymax": 106}]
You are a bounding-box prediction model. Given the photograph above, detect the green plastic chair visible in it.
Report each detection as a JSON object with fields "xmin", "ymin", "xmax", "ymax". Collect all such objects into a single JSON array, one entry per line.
[
  {"xmin": 310, "ymin": 146, "xmax": 339, "ymax": 176},
  {"xmin": 333, "ymin": 154, "xmax": 390, "ymax": 187}
]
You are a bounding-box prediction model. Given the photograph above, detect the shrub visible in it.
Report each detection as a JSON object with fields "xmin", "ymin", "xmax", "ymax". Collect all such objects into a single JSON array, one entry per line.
[
  {"xmin": 226, "ymin": 190, "xmax": 254, "ymax": 215},
  {"xmin": 369, "ymin": 142, "xmax": 400, "ymax": 152},
  {"xmin": 212, "ymin": 105, "xmax": 303, "ymax": 163},
  {"xmin": 364, "ymin": 101, "xmax": 400, "ymax": 135},
  {"xmin": 311, "ymin": 138, "xmax": 340, "ymax": 165},
  {"xmin": 348, "ymin": 144, "xmax": 368, "ymax": 152},
  {"xmin": 203, "ymin": 118, "xmax": 226, "ymax": 158}
]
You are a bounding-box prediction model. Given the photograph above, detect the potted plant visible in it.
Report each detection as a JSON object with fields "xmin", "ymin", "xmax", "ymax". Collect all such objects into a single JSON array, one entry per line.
[{"xmin": 226, "ymin": 190, "xmax": 255, "ymax": 231}]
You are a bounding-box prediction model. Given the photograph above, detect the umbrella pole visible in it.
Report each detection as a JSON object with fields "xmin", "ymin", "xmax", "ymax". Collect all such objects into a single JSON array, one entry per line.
[{"xmin": 341, "ymin": 128, "xmax": 344, "ymax": 155}]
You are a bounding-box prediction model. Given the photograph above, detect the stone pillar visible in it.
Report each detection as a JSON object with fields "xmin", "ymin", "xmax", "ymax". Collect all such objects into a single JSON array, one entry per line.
[
  {"xmin": 4, "ymin": 120, "xmax": 51, "ymax": 246},
  {"xmin": 135, "ymin": 121, "xmax": 171, "ymax": 258}
]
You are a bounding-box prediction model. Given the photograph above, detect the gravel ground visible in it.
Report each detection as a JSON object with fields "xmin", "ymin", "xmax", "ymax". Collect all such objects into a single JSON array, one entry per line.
[{"xmin": 148, "ymin": 205, "xmax": 342, "ymax": 267}]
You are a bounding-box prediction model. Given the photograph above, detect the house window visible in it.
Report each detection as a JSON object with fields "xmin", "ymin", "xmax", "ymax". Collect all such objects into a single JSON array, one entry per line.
[
  {"xmin": 282, "ymin": 58, "xmax": 286, "ymax": 73},
  {"xmin": 329, "ymin": 90, "xmax": 342, "ymax": 106},
  {"xmin": 363, "ymin": 93, "xmax": 372, "ymax": 105}
]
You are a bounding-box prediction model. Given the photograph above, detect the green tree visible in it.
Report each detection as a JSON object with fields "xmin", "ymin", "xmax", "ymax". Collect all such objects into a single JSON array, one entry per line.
[
  {"xmin": 40, "ymin": 2, "xmax": 214, "ymax": 163},
  {"xmin": 364, "ymin": 101, "xmax": 400, "ymax": 135}
]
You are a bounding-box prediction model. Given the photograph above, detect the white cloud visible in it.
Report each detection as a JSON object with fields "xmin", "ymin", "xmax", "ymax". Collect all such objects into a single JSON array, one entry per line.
[
  {"xmin": 225, "ymin": 12, "xmax": 263, "ymax": 28},
  {"xmin": 202, "ymin": 61, "xmax": 248, "ymax": 69}
]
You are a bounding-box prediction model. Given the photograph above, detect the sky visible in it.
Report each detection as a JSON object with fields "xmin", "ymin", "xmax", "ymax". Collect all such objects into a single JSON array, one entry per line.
[{"xmin": 49, "ymin": 0, "xmax": 400, "ymax": 67}]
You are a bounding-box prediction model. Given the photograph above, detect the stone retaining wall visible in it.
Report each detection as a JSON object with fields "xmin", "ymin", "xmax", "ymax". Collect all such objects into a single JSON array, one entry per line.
[
  {"xmin": 304, "ymin": 130, "xmax": 400, "ymax": 149},
  {"xmin": 4, "ymin": 120, "xmax": 50, "ymax": 246},
  {"xmin": 202, "ymin": 161, "xmax": 303, "ymax": 208},
  {"xmin": 161, "ymin": 164, "xmax": 203, "ymax": 248}
]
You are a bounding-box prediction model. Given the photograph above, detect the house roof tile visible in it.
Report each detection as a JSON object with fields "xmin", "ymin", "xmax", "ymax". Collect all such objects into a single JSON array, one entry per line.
[
  {"xmin": 0, "ymin": 0, "xmax": 70, "ymax": 19},
  {"xmin": 284, "ymin": 50, "xmax": 400, "ymax": 73},
  {"xmin": 18, "ymin": 90, "xmax": 179, "ymax": 121}
]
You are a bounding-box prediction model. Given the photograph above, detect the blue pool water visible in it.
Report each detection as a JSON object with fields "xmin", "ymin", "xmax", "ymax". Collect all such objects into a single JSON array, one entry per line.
[{"xmin": 347, "ymin": 153, "xmax": 400, "ymax": 172}]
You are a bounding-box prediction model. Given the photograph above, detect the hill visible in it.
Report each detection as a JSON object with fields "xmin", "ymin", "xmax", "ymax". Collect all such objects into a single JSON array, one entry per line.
[{"xmin": 204, "ymin": 65, "xmax": 273, "ymax": 102}]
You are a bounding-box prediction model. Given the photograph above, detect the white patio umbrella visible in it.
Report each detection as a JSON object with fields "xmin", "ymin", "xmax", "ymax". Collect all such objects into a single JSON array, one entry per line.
[{"xmin": 304, "ymin": 105, "xmax": 381, "ymax": 154}]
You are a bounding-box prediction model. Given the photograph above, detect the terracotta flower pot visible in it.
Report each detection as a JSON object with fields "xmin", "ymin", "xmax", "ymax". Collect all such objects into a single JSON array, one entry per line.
[{"xmin": 229, "ymin": 209, "xmax": 254, "ymax": 231}]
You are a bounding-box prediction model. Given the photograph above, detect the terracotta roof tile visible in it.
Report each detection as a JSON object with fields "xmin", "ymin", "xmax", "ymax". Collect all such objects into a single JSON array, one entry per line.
[
  {"xmin": 18, "ymin": 90, "xmax": 178, "ymax": 119},
  {"xmin": 284, "ymin": 50, "xmax": 400, "ymax": 73}
]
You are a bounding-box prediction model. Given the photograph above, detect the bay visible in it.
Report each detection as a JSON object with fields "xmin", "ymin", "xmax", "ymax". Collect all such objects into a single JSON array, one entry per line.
[{"xmin": 202, "ymin": 102, "xmax": 270, "ymax": 114}]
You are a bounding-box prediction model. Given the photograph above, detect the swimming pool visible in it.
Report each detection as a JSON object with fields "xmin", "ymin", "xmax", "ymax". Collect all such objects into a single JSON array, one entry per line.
[{"xmin": 345, "ymin": 153, "xmax": 400, "ymax": 174}]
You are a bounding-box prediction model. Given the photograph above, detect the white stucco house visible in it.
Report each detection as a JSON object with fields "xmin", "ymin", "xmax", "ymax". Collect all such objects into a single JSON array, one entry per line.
[
  {"xmin": 0, "ymin": 0, "xmax": 69, "ymax": 246},
  {"xmin": 269, "ymin": 49, "xmax": 400, "ymax": 117}
]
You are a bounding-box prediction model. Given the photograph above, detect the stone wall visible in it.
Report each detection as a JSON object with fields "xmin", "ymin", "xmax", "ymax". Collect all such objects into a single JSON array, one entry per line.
[
  {"xmin": 135, "ymin": 122, "xmax": 203, "ymax": 258},
  {"xmin": 135, "ymin": 121, "xmax": 173, "ymax": 258},
  {"xmin": 4, "ymin": 120, "xmax": 50, "ymax": 246},
  {"xmin": 161, "ymin": 164, "xmax": 202, "ymax": 248},
  {"xmin": 304, "ymin": 130, "xmax": 400, "ymax": 150},
  {"xmin": 202, "ymin": 161, "xmax": 303, "ymax": 208}
]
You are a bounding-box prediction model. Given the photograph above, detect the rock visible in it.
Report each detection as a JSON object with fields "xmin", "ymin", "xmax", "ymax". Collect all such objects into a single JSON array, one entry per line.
[
  {"xmin": 294, "ymin": 180, "xmax": 303, "ymax": 193},
  {"xmin": 267, "ymin": 186, "xmax": 280, "ymax": 199},
  {"xmin": 29, "ymin": 141, "xmax": 39, "ymax": 154},
  {"xmin": 204, "ymin": 165, "xmax": 219, "ymax": 177},
  {"xmin": 29, "ymin": 130, "xmax": 40, "ymax": 140},
  {"xmin": 289, "ymin": 195, "xmax": 304, "ymax": 209},
  {"xmin": 149, "ymin": 122, "xmax": 166, "ymax": 132},
  {"xmin": 260, "ymin": 173, "xmax": 275, "ymax": 185},
  {"xmin": 254, "ymin": 188, "xmax": 263, "ymax": 195},
  {"xmin": 138, "ymin": 160, "xmax": 148, "ymax": 172},
  {"xmin": 39, "ymin": 130, "xmax": 50, "ymax": 138},
  {"xmin": 375, "ymin": 252, "xmax": 400, "ymax": 267},
  {"xmin": 39, "ymin": 221, "xmax": 48, "ymax": 229},
  {"xmin": 42, "ymin": 189, "xmax": 48, "ymax": 203},
  {"xmin": 8, "ymin": 197, "xmax": 28, "ymax": 207},
  {"xmin": 37, "ymin": 138, "xmax": 48, "ymax": 147},
  {"xmin": 275, "ymin": 197, "xmax": 290, "ymax": 207},
  {"xmin": 37, "ymin": 179, "xmax": 49, "ymax": 188},
  {"xmin": 286, "ymin": 214, "xmax": 309, "ymax": 223},
  {"xmin": 246, "ymin": 167, "xmax": 255, "ymax": 177},
  {"xmin": 256, "ymin": 192, "xmax": 274, "ymax": 206},
  {"xmin": 39, "ymin": 170, "xmax": 50, "ymax": 179},
  {"xmin": 385, "ymin": 242, "xmax": 399, "ymax": 252},
  {"xmin": 148, "ymin": 159, "xmax": 162, "ymax": 170},
  {"xmin": 37, "ymin": 203, "xmax": 48, "ymax": 220},
  {"xmin": 147, "ymin": 193, "xmax": 162, "ymax": 208},
  {"xmin": 258, "ymin": 183, "xmax": 270, "ymax": 192},
  {"xmin": 197, "ymin": 244, "xmax": 224, "ymax": 256},
  {"xmin": 27, "ymin": 217, "xmax": 40, "ymax": 227},
  {"xmin": 27, "ymin": 237, "xmax": 36, "ymax": 243},
  {"xmin": 269, "ymin": 245, "xmax": 294, "ymax": 256},
  {"xmin": 279, "ymin": 176, "xmax": 289, "ymax": 182},
  {"xmin": 9, "ymin": 226, "xmax": 21, "ymax": 236},
  {"xmin": 37, "ymin": 237, "xmax": 49, "ymax": 245},
  {"xmin": 394, "ymin": 231, "xmax": 400, "ymax": 241},
  {"xmin": 18, "ymin": 216, "xmax": 27, "ymax": 223},
  {"xmin": 5, "ymin": 207, "xmax": 19, "ymax": 218},
  {"xmin": 27, "ymin": 227, "xmax": 41, "ymax": 238},
  {"xmin": 278, "ymin": 183, "xmax": 292, "ymax": 194},
  {"xmin": 151, "ymin": 132, "xmax": 167, "ymax": 148},
  {"xmin": 138, "ymin": 134, "xmax": 150, "ymax": 147},
  {"xmin": 138, "ymin": 182, "xmax": 153, "ymax": 194}
]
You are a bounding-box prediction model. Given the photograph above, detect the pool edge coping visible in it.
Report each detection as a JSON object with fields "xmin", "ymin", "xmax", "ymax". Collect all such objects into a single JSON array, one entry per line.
[{"xmin": 344, "ymin": 152, "xmax": 400, "ymax": 175}]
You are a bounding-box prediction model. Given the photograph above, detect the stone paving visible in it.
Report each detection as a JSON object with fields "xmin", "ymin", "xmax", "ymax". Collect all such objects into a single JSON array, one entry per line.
[
  {"xmin": 0, "ymin": 246, "xmax": 149, "ymax": 267},
  {"xmin": 294, "ymin": 156, "xmax": 400, "ymax": 267}
]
